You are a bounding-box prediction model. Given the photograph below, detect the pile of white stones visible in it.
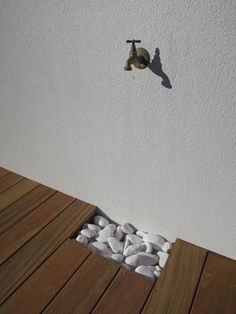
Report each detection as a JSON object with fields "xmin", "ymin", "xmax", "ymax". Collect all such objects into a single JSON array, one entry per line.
[{"xmin": 75, "ymin": 215, "xmax": 171, "ymax": 280}]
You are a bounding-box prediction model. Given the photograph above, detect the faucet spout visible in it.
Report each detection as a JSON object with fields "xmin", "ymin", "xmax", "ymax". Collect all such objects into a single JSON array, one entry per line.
[
  {"xmin": 124, "ymin": 58, "xmax": 133, "ymax": 71},
  {"xmin": 124, "ymin": 40, "xmax": 139, "ymax": 71},
  {"xmin": 124, "ymin": 41, "xmax": 138, "ymax": 71}
]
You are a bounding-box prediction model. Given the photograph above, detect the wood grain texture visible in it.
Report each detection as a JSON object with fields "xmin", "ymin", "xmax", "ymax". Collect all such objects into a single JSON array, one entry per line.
[
  {"xmin": 0, "ymin": 192, "xmax": 74, "ymax": 264},
  {"xmin": 0, "ymin": 172, "xmax": 23, "ymax": 193},
  {"xmin": 142, "ymin": 238, "xmax": 208, "ymax": 314},
  {"xmin": 0, "ymin": 167, "xmax": 9, "ymax": 178},
  {"xmin": 0, "ymin": 199, "xmax": 96, "ymax": 304},
  {"xmin": 191, "ymin": 252, "xmax": 236, "ymax": 314},
  {"xmin": 1, "ymin": 240, "xmax": 91, "ymax": 314},
  {"xmin": 93, "ymin": 266, "xmax": 154, "ymax": 314},
  {"xmin": 43, "ymin": 252, "xmax": 120, "ymax": 314},
  {"xmin": 0, "ymin": 178, "xmax": 39, "ymax": 212},
  {"xmin": 0, "ymin": 185, "xmax": 56, "ymax": 235}
]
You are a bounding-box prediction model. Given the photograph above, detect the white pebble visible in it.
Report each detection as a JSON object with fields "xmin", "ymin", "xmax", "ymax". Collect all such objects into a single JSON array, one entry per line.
[
  {"xmin": 125, "ymin": 255, "xmax": 140, "ymax": 266},
  {"xmin": 146, "ymin": 266, "xmax": 155, "ymax": 272},
  {"xmin": 123, "ymin": 244, "xmax": 142, "ymax": 257},
  {"xmin": 155, "ymin": 265, "xmax": 162, "ymax": 271},
  {"xmin": 125, "ymin": 253, "xmax": 158, "ymax": 267},
  {"xmin": 143, "ymin": 234, "xmax": 166, "ymax": 250},
  {"xmin": 83, "ymin": 223, "xmax": 101, "ymax": 232},
  {"xmin": 75, "ymin": 234, "xmax": 88, "ymax": 246},
  {"xmin": 96, "ymin": 224, "xmax": 116, "ymax": 242},
  {"xmin": 88, "ymin": 241, "xmax": 107, "ymax": 254},
  {"xmin": 124, "ymin": 239, "xmax": 131, "ymax": 250},
  {"xmin": 81, "ymin": 229, "xmax": 97, "ymax": 239},
  {"xmin": 111, "ymin": 254, "xmax": 124, "ymax": 263},
  {"xmin": 122, "ymin": 263, "xmax": 130, "ymax": 270},
  {"xmin": 157, "ymin": 251, "xmax": 169, "ymax": 268},
  {"xmin": 114, "ymin": 226, "xmax": 124, "ymax": 241},
  {"xmin": 121, "ymin": 223, "xmax": 134, "ymax": 234},
  {"xmin": 136, "ymin": 230, "xmax": 147, "ymax": 237},
  {"xmin": 141, "ymin": 242, "xmax": 153, "ymax": 253},
  {"xmin": 162, "ymin": 241, "xmax": 172, "ymax": 253},
  {"xmin": 135, "ymin": 266, "xmax": 155, "ymax": 279},
  {"xmin": 108, "ymin": 237, "xmax": 124, "ymax": 254},
  {"xmin": 102, "ymin": 248, "xmax": 113, "ymax": 258},
  {"xmin": 93, "ymin": 215, "xmax": 109, "ymax": 228},
  {"xmin": 126, "ymin": 234, "xmax": 143, "ymax": 245},
  {"xmin": 154, "ymin": 270, "xmax": 161, "ymax": 278},
  {"xmin": 137, "ymin": 252, "xmax": 159, "ymax": 266}
]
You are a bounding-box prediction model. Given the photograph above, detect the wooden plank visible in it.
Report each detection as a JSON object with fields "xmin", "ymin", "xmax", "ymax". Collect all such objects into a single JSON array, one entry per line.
[
  {"xmin": 93, "ymin": 266, "xmax": 154, "ymax": 314},
  {"xmin": 0, "ymin": 178, "xmax": 39, "ymax": 212},
  {"xmin": 142, "ymin": 239, "xmax": 208, "ymax": 314},
  {"xmin": 0, "ymin": 185, "xmax": 56, "ymax": 235},
  {"xmin": 1, "ymin": 240, "xmax": 91, "ymax": 314},
  {"xmin": 0, "ymin": 199, "xmax": 96, "ymax": 304},
  {"xmin": 0, "ymin": 192, "xmax": 74, "ymax": 264},
  {"xmin": 0, "ymin": 172, "xmax": 23, "ymax": 193},
  {"xmin": 191, "ymin": 252, "xmax": 236, "ymax": 314},
  {"xmin": 43, "ymin": 252, "xmax": 120, "ymax": 314},
  {"xmin": 0, "ymin": 167, "xmax": 9, "ymax": 178}
]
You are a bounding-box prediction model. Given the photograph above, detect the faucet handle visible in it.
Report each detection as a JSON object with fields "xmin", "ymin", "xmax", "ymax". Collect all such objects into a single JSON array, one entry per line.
[{"xmin": 126, "ymin": 40, "xmax": 141, "ymax": 43}]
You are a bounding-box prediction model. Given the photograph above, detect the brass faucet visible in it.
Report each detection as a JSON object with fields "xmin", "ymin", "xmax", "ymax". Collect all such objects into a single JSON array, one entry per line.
[{"xmin": 124, "ymin": 40, "xmax": 150, "ymax": 71}]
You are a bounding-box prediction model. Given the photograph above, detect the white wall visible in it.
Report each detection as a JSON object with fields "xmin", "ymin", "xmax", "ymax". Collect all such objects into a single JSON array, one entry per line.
[{"xmin": 0, "ymin": 0, "xmax": 235, "ymax": 259}]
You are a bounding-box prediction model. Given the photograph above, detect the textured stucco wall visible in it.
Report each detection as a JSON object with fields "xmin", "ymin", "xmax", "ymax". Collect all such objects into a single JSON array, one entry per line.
[{"xmin": 0, "ymin": 1, "xmax": 235, "ymax": 258}]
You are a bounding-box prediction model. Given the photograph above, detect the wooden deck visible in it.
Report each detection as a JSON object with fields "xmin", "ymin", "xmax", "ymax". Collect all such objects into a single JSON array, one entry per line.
[{"xmin": 0, "ymin": 167, "xmax": 235, "ymax": 313}]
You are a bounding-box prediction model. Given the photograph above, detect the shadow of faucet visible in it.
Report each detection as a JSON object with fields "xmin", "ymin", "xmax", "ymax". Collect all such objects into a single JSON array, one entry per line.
[{"xmin": 148, "ymin": 48, "xmax": 172, "ymax": 89}]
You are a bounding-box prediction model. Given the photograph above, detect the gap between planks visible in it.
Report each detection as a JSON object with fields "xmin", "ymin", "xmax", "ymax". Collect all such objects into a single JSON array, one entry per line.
[
  {"xmin": 92, "ymin": 267, "xmax": 154, "ymax": 314},
  {"xmin": 0, "ymin": 178, "xmax": 39, "ymax": 212},
  {"xmin": 0, "ymin": 192, "xmax": 75, "ymax": 264},
  {"xmin": 1, "ymin": 240, "xmax": 92, "ymax": 314},
  {"xmin": 0, "ymin": 172, "xmax": 24, "ymax": 194},
  {"xmin": 0, "ymin": 199, "xmax": 96, "ymax": 304},
  {"xmin": 43, "ymin": 252, "xmax": 121, "ymax": 314},
  {"xmin": 0, "ymin": 167, "xmax": 10, "ymax": 178},
  {"xmin": 142, "ymin": 239, "xmax": 208, "ymax": 314},
  {"xmin": 190, "ymin": 252, "xmax": 236, "ymax": 314},
  {"xmin": 0, "ymin": 185, "xmax": 57, "ymax": 236}
]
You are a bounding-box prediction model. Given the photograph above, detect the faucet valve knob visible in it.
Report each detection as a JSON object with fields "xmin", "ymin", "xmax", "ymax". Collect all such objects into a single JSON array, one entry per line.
[{"xmin": 126, "ymin": 40, "xmax": 141, "ymax": 44}]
